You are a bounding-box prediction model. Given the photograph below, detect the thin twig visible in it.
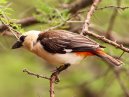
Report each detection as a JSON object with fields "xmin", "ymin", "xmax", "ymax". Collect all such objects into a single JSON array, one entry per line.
[
  {"xmin": 78, "ymin": 5, "xmax": 129, "ymax": 14},
  {"xmin": 0, "ymin": 16, "xmax": 40, "ymax": 32},
  {"xmin": 77, "ymin": 1, "xmax": 127, "ymax": 53},
  {"xmin": 85, "ymin": 31, "xmax": 129, "ymax": 53},
  {"xmin": 119, "ymin": 51, "xmax": 125, "ymax": 59},
  {"xmin": 23, "ymin": 69, "xmax": 56, "ymax": 97},
  {"xmin": 23, "ymin": 69, "xmax": 50, "ymax": 80},
  {"xmin": 81, "ymin": 0, "xmax": 101, "ymax": 35},
  {"xmin": 75, "ymin": 0, "xmax": 129, "ymax": 53},
  {"xmin": 96, "ymin": 6, "xmax": 129, "ymax": 10},
  {"xmin": 0, "ymin": 14, "xmax": 20, "ymax": 39}
]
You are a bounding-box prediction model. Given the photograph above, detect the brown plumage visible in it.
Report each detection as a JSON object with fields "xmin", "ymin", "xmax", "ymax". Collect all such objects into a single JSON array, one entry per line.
[{"xmin": 37, "ymin": 30, "xmax": 104, "ymax": 54}]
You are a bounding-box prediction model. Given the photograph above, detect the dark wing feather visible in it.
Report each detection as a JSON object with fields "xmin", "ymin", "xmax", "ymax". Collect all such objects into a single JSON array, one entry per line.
[{"xmin": 37, "ymin": 30, "xmax": 103, "ymax": 54}]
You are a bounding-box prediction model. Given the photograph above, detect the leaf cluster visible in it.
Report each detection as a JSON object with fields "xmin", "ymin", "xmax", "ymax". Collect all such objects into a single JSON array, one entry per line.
[
  {"xmin": 34, "ymin": 0, "xmax": 70, "ymax": 28},
  {"xmin": 0, "ymin": 0, "xmax": 24, "ymax": 33}
]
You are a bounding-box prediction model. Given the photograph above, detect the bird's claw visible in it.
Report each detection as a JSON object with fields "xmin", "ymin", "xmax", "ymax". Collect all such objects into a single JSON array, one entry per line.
[
  {"xmin": 54, "ymin": 75, "xmax": 60, "ymax": 84},
  {"xmin": 51, "ymin": 72, "xmax": 60, "ymax": 84},
  {"xmin": 50, "ymin": 64, "xmax": 70, "ymax": 83}
]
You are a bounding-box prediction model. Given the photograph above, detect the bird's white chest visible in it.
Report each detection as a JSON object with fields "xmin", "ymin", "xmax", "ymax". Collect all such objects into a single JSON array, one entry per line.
[{"xmin": 31, "ymin": 42, "xmax": 84, "ymax": 65}]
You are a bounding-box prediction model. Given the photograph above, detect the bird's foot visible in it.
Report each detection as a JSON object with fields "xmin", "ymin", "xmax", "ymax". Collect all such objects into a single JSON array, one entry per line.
[
  {"xmin": 51, "ymin": 72, "xmax": 60, "ymax": 84},
  {"xmin": 51, "ymin": 63, "xmax": 70, "ymax": 84}
]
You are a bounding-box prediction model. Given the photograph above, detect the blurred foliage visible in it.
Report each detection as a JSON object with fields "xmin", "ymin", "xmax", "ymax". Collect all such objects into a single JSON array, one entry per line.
[
  {"xmin": 34, "ymin": 0, "xmax": 70, "ymax": 30},
  {"xmin": 0, "ymin": 0, "xmax": 129, "ymax": 97},
  {"xmin": 0, "ymin": 0, "xmax": 24, "ymax": 33}
]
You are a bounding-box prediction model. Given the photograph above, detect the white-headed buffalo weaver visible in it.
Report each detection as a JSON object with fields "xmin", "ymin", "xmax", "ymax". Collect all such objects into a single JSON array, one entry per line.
[{"xmin": 12, "ymin": 30, "xmax": 122, "ymax": 81}]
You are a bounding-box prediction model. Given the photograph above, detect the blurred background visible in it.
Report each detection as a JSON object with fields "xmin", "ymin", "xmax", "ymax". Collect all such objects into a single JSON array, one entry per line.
[{"xmin": 0, "ymin": 0, "xmax": 129, "ymax": 97}]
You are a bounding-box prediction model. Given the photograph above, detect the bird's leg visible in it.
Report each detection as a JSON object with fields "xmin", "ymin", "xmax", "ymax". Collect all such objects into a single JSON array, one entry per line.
[{"xmin": 50, "ymin": 63, "xmax": 70, "ymax": 83}]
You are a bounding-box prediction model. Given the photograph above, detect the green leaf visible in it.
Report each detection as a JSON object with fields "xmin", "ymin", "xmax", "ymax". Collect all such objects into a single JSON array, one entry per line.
[{"xmin": 36, "ymin": 1, "xmax": 53, "ymax": 13}]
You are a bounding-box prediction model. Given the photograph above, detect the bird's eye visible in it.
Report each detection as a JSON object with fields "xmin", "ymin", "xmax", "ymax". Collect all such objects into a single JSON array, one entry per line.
[{"xmin": 20, "ymin": 36, "xmax": 26, "ymax": 42}]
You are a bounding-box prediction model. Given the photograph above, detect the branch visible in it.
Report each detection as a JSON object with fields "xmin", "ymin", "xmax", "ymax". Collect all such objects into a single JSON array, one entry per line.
[
  {"xmin": 84, "ymin": 31, "xmax": 129, "ymax": 53},
  {"xmin": 96, "ymin": 6, "xmax": 129, "ymax": 10},
  {"xmin": 23, "ymin": 69, "xmax": 50, "ymax": 80},
  {"xmin": 118, "ymin": 40, "xmax": 129, "ymax": 47},
  {"xmin": 80, "ymin": 0, "xmax": 129, "ymax": 53},
  {"xmin": 81, "ymin": 0, "xmax": 101, "ymax": 35},
  {"xmin": 0, "ymin": 0, "xmax": 93, "ymax": 33},
  {"xmin": 0, "ymin": 16, "xmax": 40, "ymax": 32},
  {"xmin": 50, "ymin": 75, "xmax": 56, "ymax": 97},
  {"xmin": 0, "ymin": 14, "xmax": 21, "ymax": 39},
  {"xmin": 23, "ymin": 69, "xmax": 56, "ymax": 97},
  {"xmin": 23, "ymin": 64, "xmax": 70, "ymax": 97},
  {"xmin": 89, "ymin": 25, "xmax": 129, "ymax": 47}
]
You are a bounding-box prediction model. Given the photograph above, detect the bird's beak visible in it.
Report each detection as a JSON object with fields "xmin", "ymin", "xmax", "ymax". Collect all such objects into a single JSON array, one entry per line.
[{"xmin": 12, "ymin": 41, "xmax": 23, "ymax": 49}]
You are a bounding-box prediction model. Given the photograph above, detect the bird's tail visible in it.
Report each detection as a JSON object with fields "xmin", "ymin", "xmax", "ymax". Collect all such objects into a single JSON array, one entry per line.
[{"xmin": 95, "ymin": 50, "xmax": 123, "ymax": 67}]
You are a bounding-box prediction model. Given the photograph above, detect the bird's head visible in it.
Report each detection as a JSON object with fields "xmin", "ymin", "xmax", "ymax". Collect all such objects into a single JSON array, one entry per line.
[{"xmin": 12, "ymin": 30, "xmax": 40, "ymax": 50}]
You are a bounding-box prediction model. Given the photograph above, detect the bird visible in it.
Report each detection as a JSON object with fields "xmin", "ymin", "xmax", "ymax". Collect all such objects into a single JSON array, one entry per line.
[{"xmin": 12, "ymin": 30, "xmax": 122, "ymax": 80}]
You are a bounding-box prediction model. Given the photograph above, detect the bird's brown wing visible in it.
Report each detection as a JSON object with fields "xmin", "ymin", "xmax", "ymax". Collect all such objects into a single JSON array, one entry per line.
[{"xmin": 37, "ymin": 30, "xmax": 103, "ymax": 54}]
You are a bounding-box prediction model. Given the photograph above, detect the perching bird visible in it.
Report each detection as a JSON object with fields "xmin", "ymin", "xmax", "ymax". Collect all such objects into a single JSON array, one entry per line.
[{"xmin": 12, "ymin": 30, "xmax": 122, "ymax": 72}]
